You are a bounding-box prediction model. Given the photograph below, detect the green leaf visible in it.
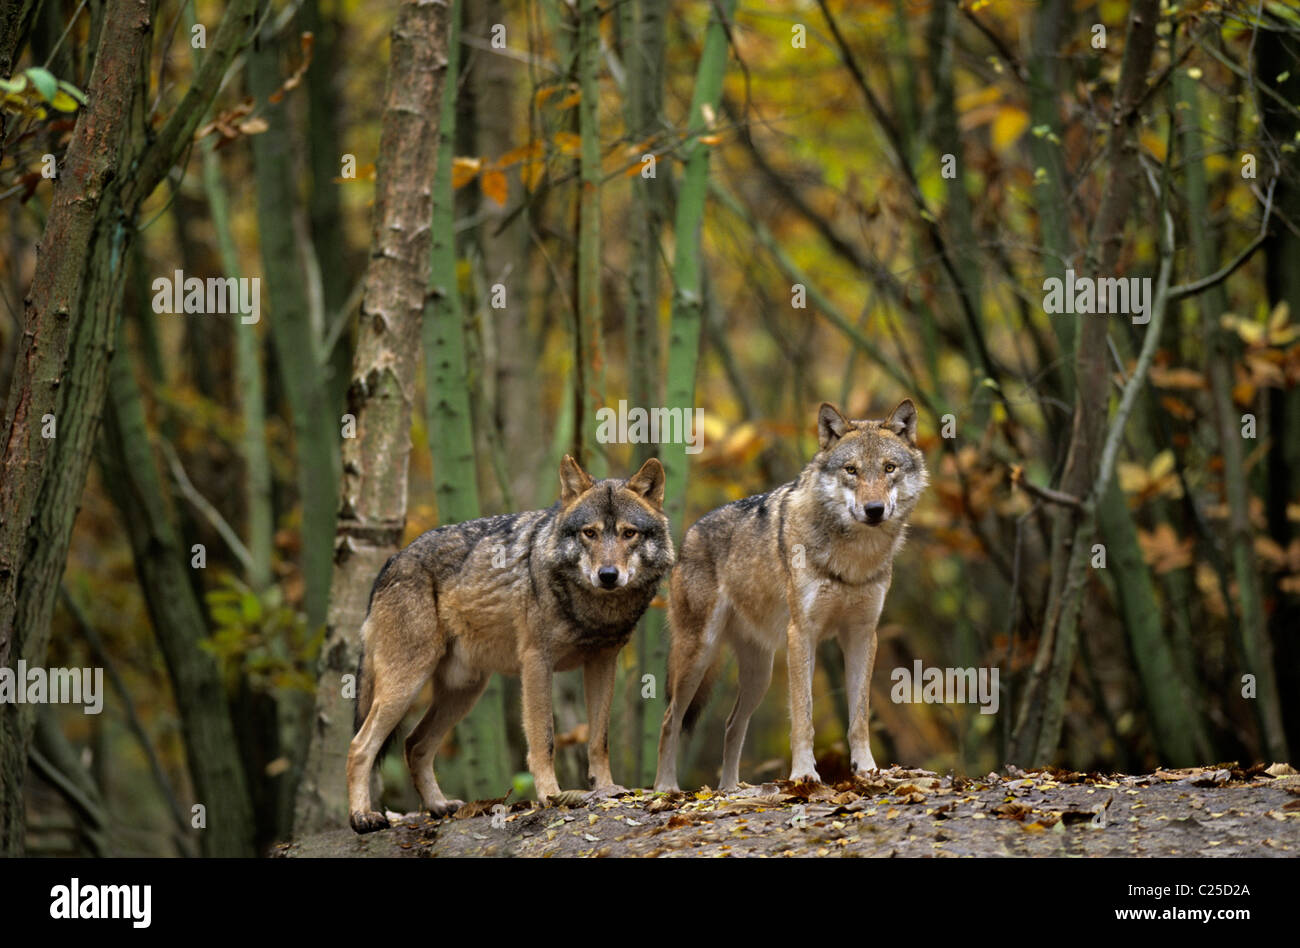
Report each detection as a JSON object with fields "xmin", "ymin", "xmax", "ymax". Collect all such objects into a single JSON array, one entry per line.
[{"xmin": 25, "ymin": 67, "xmax": 58, "ymax": 103}]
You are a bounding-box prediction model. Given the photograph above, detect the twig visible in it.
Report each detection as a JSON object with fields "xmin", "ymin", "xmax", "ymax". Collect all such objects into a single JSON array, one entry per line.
[
  {"xmin": 1166, "ymin": 177, "xmax": 1276, "ymax": 303},
  {"xmin": 1010, "ymin": 467, "xmax": 1083, "ymax": 509},
  {"xmin": 1092, "ymin": 161, "xmax": 1177, "ymax": 501},
  {"xmin": 158, "ymin": 439, "xmax": 255, "ymax": 575}
]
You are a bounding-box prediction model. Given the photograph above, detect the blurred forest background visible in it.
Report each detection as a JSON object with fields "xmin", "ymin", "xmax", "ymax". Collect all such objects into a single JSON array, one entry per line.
[{"xmin": 1, "ymin": 0, "xmax": 1298, "ymax": 857}]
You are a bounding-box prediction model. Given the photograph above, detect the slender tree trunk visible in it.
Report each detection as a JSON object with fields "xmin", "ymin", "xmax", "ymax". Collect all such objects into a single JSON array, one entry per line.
[
  {"xmin": 295, "ymin": 0, "xmax": 451, "ymax": 833},
  {"xmin": 1026, "ymin": 0, "xmax": 1076, "ymax": 367},
  {"xmin": 1010, "ymin": 0, "xmax": 1163, "ymax": 765},
  {"xmin": 1251, "ymin": 27, "xmax": 1297, "ymax": 758},
  {"xmin": 249, "ymin": 11, "xmax": 338, "ymax": 633},
  {"xmin": 419, "ymin": 0, "xmax": 511, "ymax": 800},
  {"xmin": 426, "ymin": 0, "xmax": 480, "ymax": 528},
  {"xmin": 621, "ymin": 0, "xmax": 670, "ymax": 788},
  {"xmin": 97, "ymin": 321, "xmax": 257, "ymax": 856},
  {"xmin": 661, "ymin": 0, "xmax": 736, "ymax": 539},
  {"xmin": 573, "ymin": 0, "xmax": 606, "ymax": 475}
]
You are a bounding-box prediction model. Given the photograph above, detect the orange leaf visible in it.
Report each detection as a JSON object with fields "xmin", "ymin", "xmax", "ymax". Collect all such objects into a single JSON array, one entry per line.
[
  {"xmin": 520, "ymin": 157, "xmax": 545, "ymax": 191},
  {"xmin": 497, "ymin": 141, "xmax": 543, "ymax": 167},
  {"xmin": 481, "ymin": 168, "xmax": 508, "ymax": 206},
  {"xmin": 451, "ymin": 157, "xmax": 482, "ymax": 189}
]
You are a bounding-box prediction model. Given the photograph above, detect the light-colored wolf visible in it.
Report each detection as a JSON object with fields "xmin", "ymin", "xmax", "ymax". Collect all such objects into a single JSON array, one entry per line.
[
  {"xmin": 655, "ymin": 400, "xmax": 927, "ymax": 791},
  {"xmin": 347, "ymin": 456, "xmax": 673, "ymax": 833}
]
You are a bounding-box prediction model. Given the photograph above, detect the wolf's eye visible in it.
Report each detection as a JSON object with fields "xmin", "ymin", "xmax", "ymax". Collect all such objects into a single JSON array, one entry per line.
[
  {"xmin": 582, "ymin": 527, "xmax": 598, "ymax": 539},
  {"xmin": 884, "ymin": 462, "xmax": 896, "ymax": 474},
  {"xmin": 622, "ymin": 528, "xmax": 638, "ymax": 540},
  {"xmin": 844, "ymin": 465, "xmax": 858, "ymax": 476}
]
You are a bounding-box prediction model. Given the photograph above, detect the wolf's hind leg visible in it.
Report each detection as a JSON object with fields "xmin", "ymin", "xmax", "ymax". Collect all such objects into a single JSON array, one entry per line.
[
  {"xmin": 348, "ymin": 672, "xmax": 429, "ymax": 833},
  {"xmin": 719, "ymin": 636, "xmax": 774, "ymax": 791},
  {"xmin": 654, "ymin": 598, "xmax": 726, "ymax": 792},
  {"xmin": 404, "ymin": 675, "xmax": 489, "ymax": 817}
]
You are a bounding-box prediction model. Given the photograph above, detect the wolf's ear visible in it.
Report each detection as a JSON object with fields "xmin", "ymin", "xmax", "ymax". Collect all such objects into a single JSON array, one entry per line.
[
  {"xmin": 559, "ymin": 455, "xmax": 594, "ymax": 504},
  {"xmin": 818, "ymin": 402, "xmax": 852, "ymax": 450},
  {"xmin": 626, "ymin": 457, "xmax": 666, "ymax": 508},
  {"xmin": 884, "ymin": 398, "xmax": 918, "ymax": 444}
]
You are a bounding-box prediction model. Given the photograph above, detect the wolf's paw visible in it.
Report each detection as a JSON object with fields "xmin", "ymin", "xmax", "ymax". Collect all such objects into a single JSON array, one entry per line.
[
  {"xmin": 583, "ymin": 784, "xmax": 629, "ymax": 804},
  {"xmin": 852, "ymin": 753, "xmax": 879, "ymax": 775},
  {"xmin": 424, "ymin": 799, "xmax": 464, "ymax": 819},
  {"xmin": 349, "ymin": 810, "xmax": 391, "ymax": 834},
  {"xmin": 789, "ymin": 768, "xmax": 822, "ymax": 784},
  {"xmin": 653, "ymin": 780, "xmax": 680, "ymax": 794},
  {"xmin": 546, "ymin": 789, "xmax": 589, "ymax": 807}
]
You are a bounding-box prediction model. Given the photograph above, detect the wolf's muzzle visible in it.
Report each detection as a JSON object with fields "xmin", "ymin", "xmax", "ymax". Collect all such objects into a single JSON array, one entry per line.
[{"xmin": 597, "ymin": 566, "xmax": 621, "ymax": 589}]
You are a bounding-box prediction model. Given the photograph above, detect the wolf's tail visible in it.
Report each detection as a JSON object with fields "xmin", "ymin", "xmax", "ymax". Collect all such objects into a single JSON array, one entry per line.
[
  {"xmin": 681, "ymin": 660, "xmax": 718, "ymax": 733},
  {"xmin": 353, "ymin": 628, "xmax": 374, "ymax": 735},
  {"xmin": 353, "ymin": 618, "xmax": 399, "ymax": 763}
]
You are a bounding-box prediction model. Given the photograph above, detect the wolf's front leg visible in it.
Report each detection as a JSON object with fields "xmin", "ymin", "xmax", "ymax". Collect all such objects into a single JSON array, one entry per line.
[
  {"xmin": 582, "ymin": 646, "xmax": 626, "ymax": 799},
  {"xmin": 520, "ymin": 648, "xmax": 561, "ymax": 803},
  {"xmin": 840, "ymin": 587, "xmax": 886, "ymax": 775},
  {"xmin": 785, "ymin": 618, "xmax": 820, "ymax": 783},
  {"xmin": 840, "ymin": 624, "xmax": 881, "ymax": 775}
]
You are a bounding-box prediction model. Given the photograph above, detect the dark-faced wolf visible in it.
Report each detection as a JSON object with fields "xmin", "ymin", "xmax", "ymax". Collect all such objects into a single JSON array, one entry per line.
[
  {"xmin": 655, "ymin": 400, "xmax": 927, "ymax": 791},
  {"xmin": 347, "ymin": 456, "xmax": 674, "ymax": 833}
]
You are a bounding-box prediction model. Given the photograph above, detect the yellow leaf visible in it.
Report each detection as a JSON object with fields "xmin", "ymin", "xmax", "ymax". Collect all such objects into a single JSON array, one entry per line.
[
  {"xmin": 50, "ymin": 89, "xmax": 79, "ymax": 112},
  {"xmin": 991, "ymin": 106, "xmax": 1029, "ymax": 151},
  {"xmin": 553, "ymin": 132, "xmax": 581, "ymax": 155},
  {"xmin": 698, "ymin": 134, "xmax": 723, "ymax": 146},
  {"xmin": 451, "ymin": 157, "xmax": 482, "ymax": 189},
  {"xmin": 555, "ymin": 91, "xmax": 582, "ymax": 110},
  {"xmin": 481, "ymin": 168, "xmax": 508, "ymax": 206},
  {"xmin": 1140, "ymin": 130, "xmax": 1167, "ymax": 162},
  {"xmin": 1148, "ymin": 449, "xmax": 1175, "ymax": 481},
  {"xmin": 956, "ymin": 85, "xmax": 1002, "ymax": 113},
  {"xmin": 1221, "ymin": 313, "xmax": 1265, "ymax": 345},
  {"xmin": 1268, "ymin": 301, "xmax": 1291, "ymax": 333}
]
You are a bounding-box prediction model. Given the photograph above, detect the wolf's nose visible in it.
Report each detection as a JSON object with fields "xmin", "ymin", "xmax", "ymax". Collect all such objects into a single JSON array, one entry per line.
[
  {"xmin": 864, "ymin": 502, "xmax": 885, "ymax": 524},
  {"xmin": 597, "ymin": 567, "xmax": 620, "ymax": 588}
]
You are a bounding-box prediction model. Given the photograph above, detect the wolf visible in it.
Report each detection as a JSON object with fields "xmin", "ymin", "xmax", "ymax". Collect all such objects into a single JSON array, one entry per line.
[
  {"xmin": 347, "ymin": 455, "xmax": 673, "ymax": 833},
  {"xmin": 654, "ymin": 400, "xmax": 926, "ymax": 791}
]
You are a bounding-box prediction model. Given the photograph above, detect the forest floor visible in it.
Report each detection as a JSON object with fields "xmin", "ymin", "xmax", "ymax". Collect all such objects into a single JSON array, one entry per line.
[{"xmin": 276, "ymin": 762, "xmax": 1300, "ymax": 858}]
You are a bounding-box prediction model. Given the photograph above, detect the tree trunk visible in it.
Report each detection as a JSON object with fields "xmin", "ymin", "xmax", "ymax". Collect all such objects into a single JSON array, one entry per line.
[
  {"xmin": 621, "ymin": 0, "xmax": 670, "ymax": 788},
  {"xmin": 1255, "ymin": 26, "xmax": 1300, "ymax": 758},
  {"xmin": 1010, "ymin": 0, "xmax": 1163, "ymax": 765},
  {"xmin": 97, "ymin": 321, "xmax": 257, "ymax": 856},
  {"xmin": 660, "ymin": 0, "xmax": 736, "ymax": 539},
  {"xmin": 295, "ymin": 0, "xmax": 451, "ymax": 833},
  {"xmin": 573, "ymin": 0, "xmax": 606, "ymax": 475},
  {"xmin": 249, "ymin": 14, "xmax": 338, "ymax": 633},
  {"xmin": 0, "ymin": 0, "xmax": 257, "ymax": 856}
]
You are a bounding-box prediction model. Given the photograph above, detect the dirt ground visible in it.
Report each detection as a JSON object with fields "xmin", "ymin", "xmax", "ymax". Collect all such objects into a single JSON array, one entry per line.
[{"xmin": 275, "ymin": 762, "xmax": 1300, "ymax": 858}]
